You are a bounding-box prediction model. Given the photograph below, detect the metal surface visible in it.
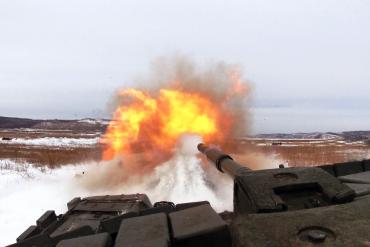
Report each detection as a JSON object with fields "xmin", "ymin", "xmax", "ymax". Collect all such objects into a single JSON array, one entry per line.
[{"xmin": 197, "ymin": 143, "xmax": 250, "ymax": 177}]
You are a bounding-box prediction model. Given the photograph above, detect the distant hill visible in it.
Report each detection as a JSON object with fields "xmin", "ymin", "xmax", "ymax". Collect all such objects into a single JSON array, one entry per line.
[
  {"xmin": 1, "ymin": 116, "xmax": 369, "ymax": 142},
  {"xmin": 0, "ymin": 116, "xmax": 43, "ymax": 129},
  {"xmin": 255, "ymin": 131, "xmax": 370, "ymax": 142},
  {"xmin": 0, "ymin": 116, "xmax": 109, "ymax": 132}
]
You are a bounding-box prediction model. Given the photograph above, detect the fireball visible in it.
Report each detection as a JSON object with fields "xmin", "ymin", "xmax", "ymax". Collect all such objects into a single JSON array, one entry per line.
[
  {"xmin": 103, "ymin": 88, "xmax": 231, "ymax": 159},
  {"xmin": 101, "ymin": 67, "xmax": 248, "ymax": 171}
]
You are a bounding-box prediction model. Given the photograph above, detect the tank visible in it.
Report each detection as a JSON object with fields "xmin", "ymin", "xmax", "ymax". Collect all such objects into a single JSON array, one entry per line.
[{"xmin": 7, "ymin": 143, "xmax": 370, "ymax": 247}]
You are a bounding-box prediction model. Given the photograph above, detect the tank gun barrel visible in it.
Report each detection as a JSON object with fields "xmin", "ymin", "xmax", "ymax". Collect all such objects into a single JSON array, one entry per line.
[{"xmin": 197, "ymin": 143, "xmax": 250, "ymax": 177}]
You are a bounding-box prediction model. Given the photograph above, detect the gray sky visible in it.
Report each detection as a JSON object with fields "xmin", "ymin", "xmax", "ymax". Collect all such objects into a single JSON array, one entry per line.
[{"xmin": 0, "ymin": 0, "xmax": 369, "ymax": 133}]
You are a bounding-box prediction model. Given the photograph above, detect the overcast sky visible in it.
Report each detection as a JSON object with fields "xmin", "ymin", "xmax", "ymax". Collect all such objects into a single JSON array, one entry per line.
[{"xmin": 0, "ymin": 0, "xmax": 369, "ymax": 133}]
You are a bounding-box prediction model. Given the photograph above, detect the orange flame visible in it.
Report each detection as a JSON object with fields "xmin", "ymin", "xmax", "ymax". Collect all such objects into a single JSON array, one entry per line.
[
  {"xmin": 101, "ymin": 64, "xmax": 249, "ymax": 172},
  {"xmin": 102, "ymin": 88, "xmax": 232, "ymax": 165}
]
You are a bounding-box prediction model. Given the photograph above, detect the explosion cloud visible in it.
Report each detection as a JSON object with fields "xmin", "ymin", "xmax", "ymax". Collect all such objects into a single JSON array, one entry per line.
[
  {"xmin": 102, "ymin": 56, "xmax": 250, "ymax": 173},
  {"xmin": 80, "ymin": 56, "xmax": 255, "ymax": 211}
]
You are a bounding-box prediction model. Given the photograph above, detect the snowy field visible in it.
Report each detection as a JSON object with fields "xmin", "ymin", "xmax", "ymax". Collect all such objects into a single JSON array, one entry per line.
[
  {"xmin": 0, "ymin": 160, "xmax": 92, "ymax": 246},
  {"xmin": 0, "ymin": 137, "xmax": 100, "ymax": 147}
]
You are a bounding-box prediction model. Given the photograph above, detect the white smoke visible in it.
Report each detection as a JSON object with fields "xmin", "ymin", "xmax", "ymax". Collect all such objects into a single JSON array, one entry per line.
[
  {"xmin": 78, "ymin": 134, "xmax": 233, "ymax": 211},
  {"xmin": 133, "ymin": 134, "xmax": 233, "ymax": 209}
]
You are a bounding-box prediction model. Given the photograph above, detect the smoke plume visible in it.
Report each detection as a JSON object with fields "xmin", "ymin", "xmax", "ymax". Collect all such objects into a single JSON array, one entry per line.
[
  {"xmin": 80, "ymin": 134, "xmax": 234, "ymax": 211},
  {"xmin": 82, "ymin": 56, "xmax": 256, "ymax": 211},
  {"xmin": 130, "ymin": 55, "xmax": 250, "ymax": 137},
  {"xmin": 104, "ymin": 56, "xmax": 251, "ymax": 169}
]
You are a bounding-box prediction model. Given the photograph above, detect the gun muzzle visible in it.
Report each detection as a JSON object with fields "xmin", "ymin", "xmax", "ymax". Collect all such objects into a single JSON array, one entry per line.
[{"xmin": 197, "ymin": 143, "xmax": 250, "ymax": 178}]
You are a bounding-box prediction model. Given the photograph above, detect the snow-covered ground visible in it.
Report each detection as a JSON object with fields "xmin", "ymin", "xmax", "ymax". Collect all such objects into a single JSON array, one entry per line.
[
  {"xmin": 0, "ymin": 137, "xmax": 100, "ymax": 147},
  {"xmin": 78, "ymin": 118, "xmax": 110, "ymax": 125},
  {"xmin": 0, "ymin": 160, "xmax": 94, "ymax": 246}
]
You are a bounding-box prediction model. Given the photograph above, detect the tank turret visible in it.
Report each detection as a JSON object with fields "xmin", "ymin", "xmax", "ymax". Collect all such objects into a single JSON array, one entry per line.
[{"xmin": 199, "ymin": 143, "xmax": 370, "ymax": 246}]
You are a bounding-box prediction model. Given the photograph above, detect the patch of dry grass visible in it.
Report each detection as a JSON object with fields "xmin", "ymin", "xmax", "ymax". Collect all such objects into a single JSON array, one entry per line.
[
  {"xmin": 0, "ymin": 143, "xmax": 102, "ymax": 167},
  {"xmin": 1, "ymin": 128, "xmax": 369, "ymax": 168},
  {"xmin": 234, "ymin": 142, "xmax": 370, "ymax": 167}
]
